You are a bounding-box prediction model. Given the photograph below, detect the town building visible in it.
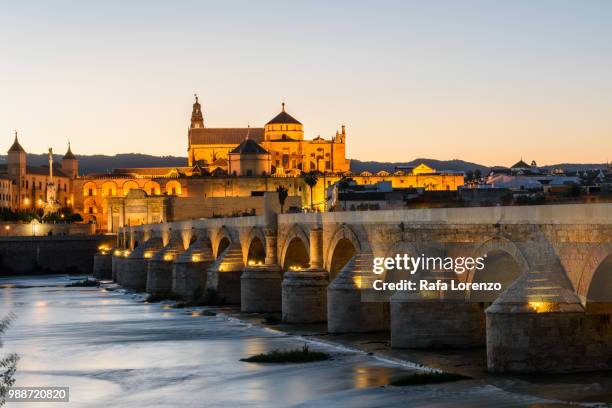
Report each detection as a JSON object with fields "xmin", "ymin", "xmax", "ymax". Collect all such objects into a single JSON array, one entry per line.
[{"xmin": 3, "ymin": 96, "xmax": 465, "ymax": 232}]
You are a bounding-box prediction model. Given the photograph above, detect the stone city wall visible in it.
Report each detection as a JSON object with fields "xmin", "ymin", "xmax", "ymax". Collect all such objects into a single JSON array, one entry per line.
[{"xmin": 0, "ymin": 235, "xmax": 114, "ymax": 275}]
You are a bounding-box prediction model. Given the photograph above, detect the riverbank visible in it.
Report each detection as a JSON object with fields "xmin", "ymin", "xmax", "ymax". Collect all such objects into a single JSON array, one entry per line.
[{"xmin": 1, "ymin": 274, "xmax": 610, "ymax": 407}]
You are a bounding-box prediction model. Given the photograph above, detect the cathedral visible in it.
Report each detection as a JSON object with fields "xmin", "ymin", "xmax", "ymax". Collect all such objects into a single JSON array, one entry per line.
[{"xmin": 187, "ymin": 96, "xmax": 350, "ymax": 175}]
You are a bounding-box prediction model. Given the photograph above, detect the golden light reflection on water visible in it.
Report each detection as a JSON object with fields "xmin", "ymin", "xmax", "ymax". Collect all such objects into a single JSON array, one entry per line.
[{"xmin": 352, "ymin": 365, "xmax": 393, "ymax": 388}]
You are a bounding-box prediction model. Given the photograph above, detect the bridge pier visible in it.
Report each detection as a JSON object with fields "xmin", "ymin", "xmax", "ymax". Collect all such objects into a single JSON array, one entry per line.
[
  {"xmin": 93, "ymin": 249, "xmax": 113, "ymax": 279},
  {"xmin": 282, "ymin": 270, "xmax": 329, "ymax": 323},
  {"xmin": 241, "ymin": 230, "xmax": 282, "ymax": 312},
  {"xmin": 207, "ymin": 242, "xmax": 244, "ymax": 304},
  {"xmin": 390, "ymin": 273, "xmax": 485, "ymax": 348},
  {"xmin": 172, "ymin": 236, "xmax": 214, "ymax": 299},
  {"xmin": 485, "ymin": 265, "xmax": 611, "ymax": 373},
  {"xmin": 147, "ymin": 236, "xmax": 184, "ymax": 296},
  {"xmin": 242, "ymin": 265, "xmax": 282, "ymax": 312},
  {"xmin": 111, "ymin": 250, "xmax": 124, "ymax": 282},
  {"xmin": 282, "ymin": 228, "xmax": 328, "ymax": 323},
  {"xmin": 120, "ymin": 237, "xmax": 163, "ymax": 291},
  {"xmin": 327, "ymin": 253, "xmax": 389, "ymax": 333}
]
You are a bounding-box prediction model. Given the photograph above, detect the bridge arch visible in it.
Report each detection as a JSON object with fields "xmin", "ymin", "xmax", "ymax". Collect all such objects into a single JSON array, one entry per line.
[
  {"xmin": 465, "ymin": 237, "xmax": 528, "ymax": 302},
  {"xmin": 575, "ymin": 244, "xmax": 612, "ymax": 302},
  {"xmin": 244, "ymin": 227, "xmax": 266, "ymax": 266},
  {"xmin": 280, "ymin": 225, "xmax": 310, "ymax": 271},
  {"xmin": 325, "ymin": 225, "xmax": 363, "ymax": 281},
  {"xmin": 578, "ymin": 247, "xmax": 612, "ymax": 313},
  {"xmin": 213, "ymin": 227, "xmax": 233, "ymax": 258}
]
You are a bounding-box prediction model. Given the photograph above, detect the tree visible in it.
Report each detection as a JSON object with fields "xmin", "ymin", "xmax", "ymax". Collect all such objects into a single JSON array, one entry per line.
[
  {"xmin": 337, "ymin": 177, "xmax": 352, "ymax": 211},
  {"xmin": 276, "ymin": 186, "xmax": 288, "ymax": 214},
  {"xmin": 465, "ymin": 170, "xmax": 474, "ymax": 181},
  {"xmin": 303, "ymin": 172, "xmax": 319, "ymax": 211},
  {"xmin": 474, "ymin": 169, "xmax": 482, "ymax": 180},
  {"xmin": 0, "ymin": 314, "xmax": 18, "ymax": 407}
]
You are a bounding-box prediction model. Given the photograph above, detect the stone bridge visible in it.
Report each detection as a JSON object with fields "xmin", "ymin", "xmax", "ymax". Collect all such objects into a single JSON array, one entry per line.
[{"xmin": 98, "ymin": 198, "xmax": 612, "ymax": 374}]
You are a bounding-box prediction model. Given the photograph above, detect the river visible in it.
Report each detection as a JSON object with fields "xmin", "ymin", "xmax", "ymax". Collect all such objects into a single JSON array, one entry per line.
[{"xmin": 0, "ymin": 275, "xmax": 608, "ymax": 407}]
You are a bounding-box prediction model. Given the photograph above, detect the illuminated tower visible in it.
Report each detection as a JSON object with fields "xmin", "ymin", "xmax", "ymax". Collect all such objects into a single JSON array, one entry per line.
[
  {"xmin": 62, "ymin": 142, "xmax": 78, "ymax": 179},
  {"xmin": 190, "ymin": 94, "xmax": 204, "ymax": 129},
  {"xmin": 7, "ymin": 131, "xmax": 26, "ymax": 209}
]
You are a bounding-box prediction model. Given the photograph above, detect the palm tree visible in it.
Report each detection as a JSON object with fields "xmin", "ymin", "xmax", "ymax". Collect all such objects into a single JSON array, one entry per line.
[
  {"xmin": 303, "ymin": 172, "xmax": 319, "ymax": 211},
  {"xmin": 337, "ymin": 177, "xmax": 352, "ymax": 211},
  {"xmin": 276, "ymin": 186, "xmax": 288, "ymax": 214}
]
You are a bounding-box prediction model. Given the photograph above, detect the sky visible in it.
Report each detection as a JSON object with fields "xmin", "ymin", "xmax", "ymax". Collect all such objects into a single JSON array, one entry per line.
[{"xmin": 1, "ymin": 0, "xmax": 611, "ymax": 166}]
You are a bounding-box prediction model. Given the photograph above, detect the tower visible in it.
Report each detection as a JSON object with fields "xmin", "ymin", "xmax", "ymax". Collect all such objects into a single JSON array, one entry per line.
[
  {"xmin": 7, "ymin": 131, "xmax": 26, "ymax": 209},
  {"xmin": 190, "ymin": 94, "xmax": 204, "ymax": 129},
  {"xmin": 62, "ymin": 142, "xmax": 78, "ymax": 179}
]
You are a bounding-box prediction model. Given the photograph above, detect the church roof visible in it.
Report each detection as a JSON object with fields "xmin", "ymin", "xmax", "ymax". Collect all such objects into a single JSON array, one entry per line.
[
  {"xmin": 266, "ymin": 110, "xmax": 302, "ymax": 125},
  {"xmin": 230, "ymin": 139, "xmax": 269, "ymax": 155},
  {"xmin": 26, "ymin": 165, "xmax": 69, "ymax": 178},
  {"xmin": 511, "ymin": 159, "xmax": 530, "ymax": 169},
  {"xmin": 266, "ymin": 103, "xmax": 301, "ymax": 125},
  {"xmin": 189, "ymin": 128, "xmax": 264, "ymax": 145},
  {"xmin": 8, "ymin": 133, "xmax": 25, "ymax": 153},
  {"xmin": 63, "ymin": 143, "xmax": 76, "ymax": 160}
]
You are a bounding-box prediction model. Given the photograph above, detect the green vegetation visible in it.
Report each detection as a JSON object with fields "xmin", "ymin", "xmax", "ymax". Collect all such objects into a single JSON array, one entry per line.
[
  {"xmin": 66, "ymin": 278, "xmax": 100, "ymax": 287},
  {"xmin": 241, "ymin": 344, "xmax": 330, "ymax": 363},
  {"xmin": 303, "ymin": 172, "xmax": 319, "ymax": 211},
  {"xmin": 0, "ymin": 207, "xmax": 82, "ymax": 223},
  {"xmin": 389, "ymin": 372, "xmax": 470, "ymax": 386},
  {"xmin": 276, "ymin": 185, "xmax": 288, "ymax": 213},
  {"xmin": 0, "ymin": 314, "xmax": 18, "ymax": 407}
]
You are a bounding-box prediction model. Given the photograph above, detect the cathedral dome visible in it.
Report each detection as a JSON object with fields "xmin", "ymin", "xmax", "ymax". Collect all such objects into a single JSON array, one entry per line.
[
  {"xmin": 266, "ymin": 103, "xmax": 302, "ymax": 125},
  {"xmin": 264, "ymin": 103, "xmax": 304, "ymax": 141}
]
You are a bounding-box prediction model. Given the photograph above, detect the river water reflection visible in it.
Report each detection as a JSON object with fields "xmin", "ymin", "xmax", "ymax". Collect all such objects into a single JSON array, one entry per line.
[{"xmin": 0, "ymin": 275, "xmax": 594, "ymax": 407}]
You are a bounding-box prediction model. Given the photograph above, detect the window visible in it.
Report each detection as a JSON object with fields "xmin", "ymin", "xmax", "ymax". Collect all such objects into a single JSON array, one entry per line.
[
  {"xmin": 39, "ymin": 182, "xmax": 42, "ymax": 189},
  {"xmin": 107, "ymin": 189, "xmax": 112, "ymax": 196},
  {"xmin": 150, "ymin": 188, "xmax": 155, "ymax": 195},
  {"xmin": 88, "ymin": 188, "xmax": 93, "ymax": 196},
  {"xmin": 171, "ymin": 187, "xmax": 177, "ymax": 195},
  {"xmin": 246, "ymin": 170, "xmax": 253, "ymax": 176},
  {"xmin": 88, "ymin": 206, "xmax": 93, "ymax": 214},
  {"xmin": 26, "ymin": 180, "xmax": 28, "ymax": 189},
  {"xmin": 325, "ymin": 161, "xmax": 330, "ymax": 170}
]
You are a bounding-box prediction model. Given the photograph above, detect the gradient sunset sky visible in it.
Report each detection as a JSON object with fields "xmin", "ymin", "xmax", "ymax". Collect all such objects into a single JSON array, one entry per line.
[{"xmin": 1, "ymin": 0, "xmax": 611, "ymax": 166}]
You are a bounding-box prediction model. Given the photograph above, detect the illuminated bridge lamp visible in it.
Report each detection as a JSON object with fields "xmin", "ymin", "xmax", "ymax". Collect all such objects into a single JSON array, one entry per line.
[
  {"xmin": 528, "ymin": 301, "xmax": 554, "ymax": 313},
  {"xmin": 191, "ymin": 254, "xmax": 201, "ymax": 262},
  {"xmin": 123, "ymin": 250, "xmax": 131, "ymax": 258},
  {"xmin": 163, "ymin": 254, "xmax": 174, "ymax": 262},
  {"xmin": 143, "ymin": 251, "xmax": 153, "ymax": 259},
  {"xmin": 114, "ymin": 249, "xmax": 121, "ymax": 257}
]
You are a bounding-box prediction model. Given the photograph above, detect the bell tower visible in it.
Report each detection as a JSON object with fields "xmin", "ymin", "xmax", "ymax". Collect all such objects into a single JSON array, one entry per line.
[
  {"xmin": 62, "ymin": 142, "xmax": 78, "ymax": 179},
  {"xmin": 190, "ymin": 94, "xmax": 204, "ymax": 129},
  {"xmin": 7, "ymin": 130, "xmax": 26, "ymax": 209}
]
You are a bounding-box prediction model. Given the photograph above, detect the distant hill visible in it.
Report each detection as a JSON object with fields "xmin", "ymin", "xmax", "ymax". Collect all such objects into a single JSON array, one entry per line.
[
  {"xmin": 350, "ymin": 158, "xmax": 491, "ymax": 174},
  {"xmin": 0, "ymin": 153, "xmax": 188, "ymax": 174},
  {"xmin": 0, "ymin": 154, "xmax": 605, "ymax": 175}
]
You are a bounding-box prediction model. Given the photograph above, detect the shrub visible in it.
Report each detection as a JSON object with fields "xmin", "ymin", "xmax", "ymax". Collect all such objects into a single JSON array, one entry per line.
[
  {"xmin": 0, "ymin": 314, "xmax": 18, "ymax": 407},
  {"xmin": 66, "ymin": 278, "xmax": 99, "ymax": 287},
  {"xmin": 241, "ymin": 344, "xmax": 330, "ymax": 363}
]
